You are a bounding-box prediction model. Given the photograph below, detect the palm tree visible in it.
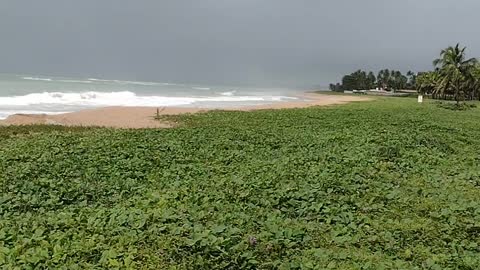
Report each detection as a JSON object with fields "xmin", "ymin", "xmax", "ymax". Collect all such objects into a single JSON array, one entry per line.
[
  {"xmin": 377, "ymin": 69, "xmax": 391, "ymax": 90},
  {"xmin": 466, "ymin": 64, "xmax": 480, "ymax": 100},
  {"xmin": 406, "ymin": 71, "xmax": 417, "ymax": 89},
  {"xmin": 433, "ymin": 44, "xmax": 479, "ymax": 103},
  {"xmin": 416, "ymin": 71, "xmax": 441, "ymax": 97},
  {"xmin": 367, "ymin": 71, "xmax": 376, "ymax": 89}
]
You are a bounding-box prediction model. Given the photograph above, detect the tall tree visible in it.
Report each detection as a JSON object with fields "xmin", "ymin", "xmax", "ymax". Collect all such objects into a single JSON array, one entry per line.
[
  {"xmin": 342, "ymin": 74, "xmax": 356, "ymax": 90},
  {"xmin": 377, "ymin": 69, "xmax": 390, "ymax": 90},
  {"xmin": 392, "ymin": 70, "xmax": 407, "ymax": 91},
  {"xmin": 329, "ymin": 83, "xmax": 343, "ymax": 92},
  {"xmin": 416, "ymin": 72, "xmax": 441, "ymax": 96},
  {"xmin": 433, "ymin": 44, "xmax": 479, "ymax": 103},
  {"xmin": 367, "ymin": 71, "xmax": 376, "ymax": 89},
  {"xmin": 341, "ymin": 70, "xmax": 371, "ymax": 90},
  {"xmin": 406, "ymin": 71, "xmax": 417, "ymax": 89},
  {"xmin": 466, "ymin": 64, "xmax": 480, "ymax": 100}
]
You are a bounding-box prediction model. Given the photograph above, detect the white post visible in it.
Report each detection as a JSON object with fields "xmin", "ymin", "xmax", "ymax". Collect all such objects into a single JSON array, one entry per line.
[{"xmin": 418, "ymin": 95, "xmax": 423, "ymax": 103}]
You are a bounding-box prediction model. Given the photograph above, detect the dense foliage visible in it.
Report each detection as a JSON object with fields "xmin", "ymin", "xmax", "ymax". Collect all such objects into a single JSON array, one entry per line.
[
  {"xmin": 1, "ymin": 98, "xmax": 480, "ymax": 269},
  {"xmin": 417, "ymin": 44, "xmax": 480, "ymax": 103},
  {"xmin": 330, "ymin": 70, "xmax": 415, "ymax": 92},
  {"xmin": 330, "ymin": 44, "xmax": 480, "ymax": 98}
]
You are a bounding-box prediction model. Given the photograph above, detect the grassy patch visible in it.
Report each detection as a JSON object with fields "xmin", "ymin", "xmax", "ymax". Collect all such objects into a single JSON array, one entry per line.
[
  {"xmin": 1, "ymin": 98, "xmax": 480, "ymax": 268},
  {"xmin": 434, "ymin": 101, "xmax": 478, "ymax": 111}
]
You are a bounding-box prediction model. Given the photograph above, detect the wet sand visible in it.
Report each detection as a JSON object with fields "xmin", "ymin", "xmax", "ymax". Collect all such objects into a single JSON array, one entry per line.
[{"xmin": 0, "ymin": 93, "xmax": 369, "ymax": 129}]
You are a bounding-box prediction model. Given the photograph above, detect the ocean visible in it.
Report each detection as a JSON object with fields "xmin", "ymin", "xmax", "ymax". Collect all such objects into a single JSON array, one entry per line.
[{"xmin": 0, "ymin": 74, "xmax": 304, "ymax": 119}]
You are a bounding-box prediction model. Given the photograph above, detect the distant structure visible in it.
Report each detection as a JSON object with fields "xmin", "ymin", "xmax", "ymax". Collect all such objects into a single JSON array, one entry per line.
[{"xmin": 344, "ymin": 89, "xmax": 415, "ymax": 97}]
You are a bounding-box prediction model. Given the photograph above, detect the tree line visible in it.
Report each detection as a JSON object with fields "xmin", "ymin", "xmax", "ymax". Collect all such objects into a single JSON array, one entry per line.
[
  {"xmin": 330, "ymin": 44, "xmax": 480, "ymax": 104},
  {"xmin": 329, "ymin": 69, "xmax": 417, "ymax": 91},
  {"xmin": 417, "ymin": 44, "xmax": 480, "ymax": 103}
]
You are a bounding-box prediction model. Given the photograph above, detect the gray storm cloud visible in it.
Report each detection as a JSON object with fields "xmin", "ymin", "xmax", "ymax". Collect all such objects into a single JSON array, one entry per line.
[{"xmin": 1, "ymin": 0, "xmax": 479, "ymax": 87}]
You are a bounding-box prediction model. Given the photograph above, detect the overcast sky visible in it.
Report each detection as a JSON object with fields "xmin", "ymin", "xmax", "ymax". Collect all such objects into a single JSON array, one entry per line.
[{"xmin": 1, "ymin": 0, "xmax": 479, "ymax": 87}]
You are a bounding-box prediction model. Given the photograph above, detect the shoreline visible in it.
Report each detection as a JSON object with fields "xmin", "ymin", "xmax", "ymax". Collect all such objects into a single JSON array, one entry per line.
[{"xmin": 0, "ymin": 93, "xmax": 370, "ymax": 129}]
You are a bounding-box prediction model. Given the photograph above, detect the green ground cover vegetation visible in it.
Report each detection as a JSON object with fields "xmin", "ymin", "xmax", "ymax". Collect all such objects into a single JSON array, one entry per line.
[{"xmin": 1, "ymin": 98, "xmax": 480, "ymax": 269}]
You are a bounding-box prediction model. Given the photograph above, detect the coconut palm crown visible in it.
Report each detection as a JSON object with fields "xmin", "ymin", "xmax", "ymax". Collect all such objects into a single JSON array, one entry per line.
[{"xmin": 432, "ymin": 44, "xmax": 479, "ymax": 103}]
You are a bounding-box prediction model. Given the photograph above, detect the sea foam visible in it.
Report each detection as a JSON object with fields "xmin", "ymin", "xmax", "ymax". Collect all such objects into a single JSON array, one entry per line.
[
  {"xmin": 220, "ymin": 91, "xmax": 236, "ymax": 96},
  {"xmin": 0, "ymin": 91, "xmax": 294, "ymax": 108},
  {"xmin": 58, "ymin": 79, "xmax": 93, "ymax": 84},
  {"xmin": 23, "ymin": 77, "xmax": 53, "ymax": 82},
  {"xmin": 87, "ymin": 78, "xmax": 171, "ymax": 86}
]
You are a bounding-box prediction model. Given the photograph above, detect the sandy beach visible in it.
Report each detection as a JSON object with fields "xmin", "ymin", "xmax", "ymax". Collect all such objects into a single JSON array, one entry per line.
[{"xmin": 0, "ymin": 93, "xmax": 369, "ymax": 129}]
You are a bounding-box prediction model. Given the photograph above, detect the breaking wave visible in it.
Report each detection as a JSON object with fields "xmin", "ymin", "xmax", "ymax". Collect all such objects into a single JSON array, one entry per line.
[
  {"xmin": 23, "ymin": 77, "xmax": 53, "ymax": 82},
  {"xmin": 0, "ymin": 91, "xmax": 295, "ymax": 108},
  {"xmin": 220, "ymin": 91, "xmax": 236, "ymax": 96},
  {"xmin": 87, "ymin": 78, "xmax": 176, "ymax": 86}
]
